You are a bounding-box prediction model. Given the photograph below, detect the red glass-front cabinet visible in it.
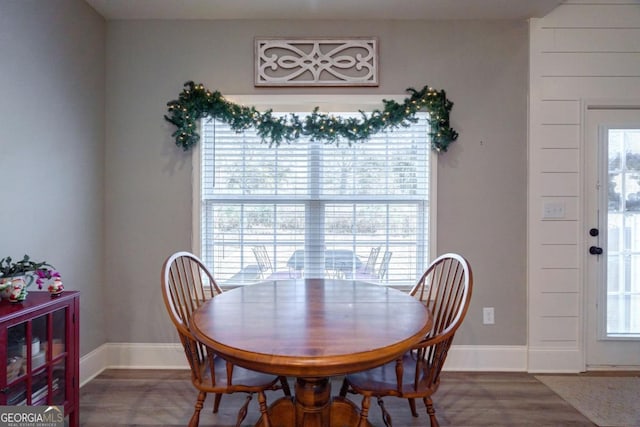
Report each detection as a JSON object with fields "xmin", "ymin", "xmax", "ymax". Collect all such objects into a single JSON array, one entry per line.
[{"xmin": 0, "ymin": 291, "xmax": 79, "ymax": 427}]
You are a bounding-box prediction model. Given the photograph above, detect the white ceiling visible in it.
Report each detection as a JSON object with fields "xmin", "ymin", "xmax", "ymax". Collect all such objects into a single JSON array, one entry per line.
[{"xmin": 85, "ymin": 0, "xmax": 562, "ymax": 21}]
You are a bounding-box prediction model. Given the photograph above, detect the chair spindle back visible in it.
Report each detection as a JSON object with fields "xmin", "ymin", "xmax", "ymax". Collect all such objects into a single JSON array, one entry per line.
[
  {"xmin": 162, "ymin": 251, "xmax": 223, "ymax": 382},
  {"xmin": 409, "ymin": 253, "xmax": 472, "ymax": 389}
]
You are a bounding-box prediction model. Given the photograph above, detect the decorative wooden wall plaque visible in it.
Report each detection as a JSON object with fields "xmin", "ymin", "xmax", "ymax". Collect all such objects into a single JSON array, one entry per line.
[{"xmin": 255, "ymin": 38, "xmax": 378, "ymax": 87}]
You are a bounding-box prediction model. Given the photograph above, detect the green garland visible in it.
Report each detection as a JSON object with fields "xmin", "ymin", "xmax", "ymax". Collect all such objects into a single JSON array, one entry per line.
[{"xmin": 165, "ymin": 81, "xmax": 458, "ymax": 152}]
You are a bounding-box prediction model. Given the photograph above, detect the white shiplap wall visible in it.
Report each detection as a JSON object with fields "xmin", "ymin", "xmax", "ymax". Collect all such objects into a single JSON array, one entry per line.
[{"xmin": 528, "ymin": 0, "xmax": 640, "ymax": 372}]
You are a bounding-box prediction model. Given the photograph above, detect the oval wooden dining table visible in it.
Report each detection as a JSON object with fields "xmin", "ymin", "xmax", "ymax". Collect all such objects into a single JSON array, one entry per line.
[{"xmin": 190, "ymin": 278, "xmax": 433, "ymax": 427}]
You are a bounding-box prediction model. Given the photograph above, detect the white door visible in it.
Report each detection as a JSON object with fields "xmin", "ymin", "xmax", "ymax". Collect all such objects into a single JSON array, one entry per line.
[{"xmin": 585, "ymin": 108, "xmax": 640, "ymax": 369}]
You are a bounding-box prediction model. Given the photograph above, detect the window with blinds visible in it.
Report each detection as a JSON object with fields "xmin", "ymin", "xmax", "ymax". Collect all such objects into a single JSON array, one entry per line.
[{"xmin": 200, "ymin": 111, "xmax": 432, "ymax": 287}]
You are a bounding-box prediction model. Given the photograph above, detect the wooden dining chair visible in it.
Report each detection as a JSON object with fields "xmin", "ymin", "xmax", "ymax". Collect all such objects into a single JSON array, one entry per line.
[
  {"xmin": 340, "ymin": 253, "xmax": 473, "ymax": 427},
  {"xmin": 161, "ymin": 251, "xmax": 291, "ymax": 427}
]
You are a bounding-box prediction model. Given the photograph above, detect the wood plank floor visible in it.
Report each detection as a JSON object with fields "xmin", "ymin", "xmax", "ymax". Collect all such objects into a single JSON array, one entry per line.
[{"xmin": 79, "ymin": 370, "xmax": 598, "ymax": 426}]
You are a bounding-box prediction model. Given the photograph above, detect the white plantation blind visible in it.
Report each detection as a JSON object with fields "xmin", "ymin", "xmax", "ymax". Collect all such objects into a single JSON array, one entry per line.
[{"xmin": 200, "ymin": 111, "xmax": 431, "ymax": 287}]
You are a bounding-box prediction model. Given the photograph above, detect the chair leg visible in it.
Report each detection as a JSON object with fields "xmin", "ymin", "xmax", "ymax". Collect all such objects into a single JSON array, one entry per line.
[
  {"xmin": 235, "ymin": 394, "xmax": 253, "ymax": 427},
  {"xmin": 257, "ymin": 391, "xmax": 272, "ymax": 427},
  {"xmin": 408, "ymin": 397, "xmax": 418, "ymax": 417},
  {"xmin": 424, "ymin": 397, "xmax": 440, "ymax": 427},
  {"xmin": 213, "ymin": 393, "xmax": 222, "ymax": 413},
  {"xmin": 357, "ymin": 395, "xmax": 371, "ymax": 427},
  {"xmin": 339, "ymin": 377, "xmax": 350, "ymax": 397},
  {"xmin": 377, "ymin": 397, "xmax": 393, "ymax": 427},
  {"xmin": 279, "ymin": 376, "xmax": 292, "ymax": 396},
  {"xmin": 189, "ymin": 391, "xmax": 206, "ymax": 427}
]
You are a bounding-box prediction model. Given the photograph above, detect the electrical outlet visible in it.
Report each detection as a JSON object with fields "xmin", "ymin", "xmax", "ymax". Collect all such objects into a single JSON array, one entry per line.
[{"xmin": 483, "ymin": 307, "xmax": 495, "ymax": 325}]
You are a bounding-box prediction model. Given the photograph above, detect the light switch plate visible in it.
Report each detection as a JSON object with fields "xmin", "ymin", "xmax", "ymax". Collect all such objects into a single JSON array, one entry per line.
[{"xmin": 543, "ymin": 201, "xmax": 565, "ymax": 219}]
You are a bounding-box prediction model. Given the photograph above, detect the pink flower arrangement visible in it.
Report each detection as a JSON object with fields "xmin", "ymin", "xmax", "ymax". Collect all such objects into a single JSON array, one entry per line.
[{"xmin": 35, "ymin": 268, "xmax": 61, "ymax": 289}]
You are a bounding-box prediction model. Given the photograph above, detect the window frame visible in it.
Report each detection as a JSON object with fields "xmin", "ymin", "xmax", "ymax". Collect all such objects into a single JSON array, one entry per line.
[{"xmin": 191, "ymin": 94, "xmax": 438, "ymax": 289}]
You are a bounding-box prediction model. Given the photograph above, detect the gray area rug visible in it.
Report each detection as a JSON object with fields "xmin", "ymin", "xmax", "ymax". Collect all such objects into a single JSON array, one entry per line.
[{"xmin": 536, "ymin": 375, "xmax": 640, "ymax": 427}]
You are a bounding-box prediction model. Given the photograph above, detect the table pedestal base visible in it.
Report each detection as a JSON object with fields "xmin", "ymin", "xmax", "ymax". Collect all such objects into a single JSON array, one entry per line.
[{"xmin": 257, "ymin": 377, "xmax": 372, "ymax": 427}]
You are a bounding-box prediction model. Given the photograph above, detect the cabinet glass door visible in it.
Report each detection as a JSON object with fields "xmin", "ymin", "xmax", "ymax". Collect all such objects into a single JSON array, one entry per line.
[
  {"xmin": 4, "ymin": 307, "xmax": 68, "ymax": 405},
  {"xmin": 51, "ymin": 308, "xmax": 67, "ymax": 404}
]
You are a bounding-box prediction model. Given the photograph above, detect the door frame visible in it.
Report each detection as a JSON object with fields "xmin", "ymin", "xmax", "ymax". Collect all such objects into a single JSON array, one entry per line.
[{"xmin": 581, "ymin": 99, "xmax": 640, "ymax": 370}]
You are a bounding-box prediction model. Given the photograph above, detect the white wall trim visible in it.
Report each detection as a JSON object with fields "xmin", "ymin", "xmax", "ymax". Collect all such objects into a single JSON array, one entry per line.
[{"xmin": 80, "ymin": 344, "xmax": 538, "ymax": 386}]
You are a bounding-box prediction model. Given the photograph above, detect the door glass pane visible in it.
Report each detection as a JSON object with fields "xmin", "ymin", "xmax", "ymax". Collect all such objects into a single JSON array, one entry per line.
[
  {"xmin": 607, "ymin": 213, "xmax": 622, "ymax": 253},
  {"xmin": 607, "ymin": 128, "xmax": 640, "ymax": 335}
]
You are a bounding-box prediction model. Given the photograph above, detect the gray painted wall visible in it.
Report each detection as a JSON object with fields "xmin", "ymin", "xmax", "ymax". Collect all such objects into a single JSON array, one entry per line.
[
  {"xmin": 0, "ymin": 3, "xmax": 528, "ymax": 355},
  {"xmin": 105, "ymin": 19, "xmax": 527, "ymax": 346},
  {"xmin": 0, "ymin": 0, "xmax": 106, "ymax": 355}
]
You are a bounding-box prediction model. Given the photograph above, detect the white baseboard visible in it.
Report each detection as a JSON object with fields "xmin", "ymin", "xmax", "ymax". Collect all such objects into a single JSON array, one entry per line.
[
  {"xmin": 445, "ymin": 345, "xmax": 527, "ymax": 371},
  {"xmin": 527, "ymin": 347, "xmax": 584, "ymax": 373},
  {"xmin": 79, "ymin": 344, "xmax": 110, "ymax": 387},
  {"xmin": 80, "ymin": 343, "xmax": 188, "ymax": 386},
  {"xmin": 80, "ymin": 343, "xmax": 536, "ymax": 386}
]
